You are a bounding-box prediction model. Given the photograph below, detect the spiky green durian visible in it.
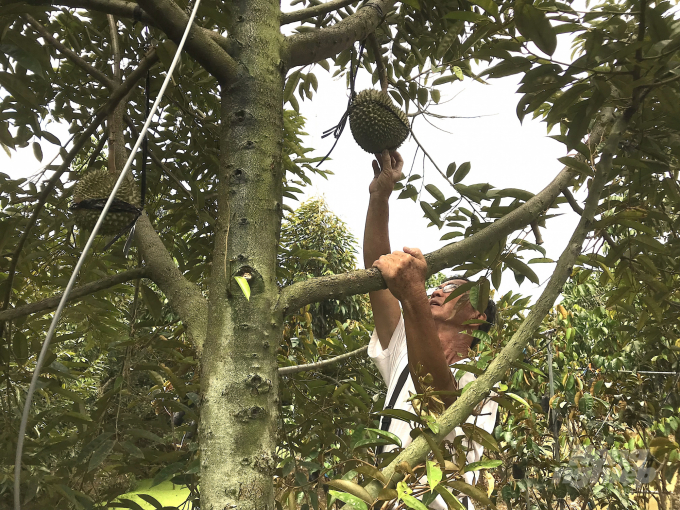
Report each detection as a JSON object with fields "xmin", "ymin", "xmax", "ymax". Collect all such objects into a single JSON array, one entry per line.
[
  {"xmin": 349, "ymin": 89, "xmax": 409, "ymax": 154},
  {"xmin": 71, "ymin": 169, "xmax": 140, "ymax": 235}
]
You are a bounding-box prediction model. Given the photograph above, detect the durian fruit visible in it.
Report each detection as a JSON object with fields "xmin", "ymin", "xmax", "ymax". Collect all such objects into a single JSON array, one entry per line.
[
  {"xmin": 349, "ymin": 89, "xmax": 409, "ymax": 154},
  {"xmin": 71, "ymin": 168, "xmax": 140, "ymax": 235}
]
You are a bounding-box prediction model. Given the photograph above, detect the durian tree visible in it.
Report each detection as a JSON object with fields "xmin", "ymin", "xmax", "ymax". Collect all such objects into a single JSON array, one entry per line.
[{"xmin": 1, "ymin": 0, "xmax": 680, "ymax": 507}]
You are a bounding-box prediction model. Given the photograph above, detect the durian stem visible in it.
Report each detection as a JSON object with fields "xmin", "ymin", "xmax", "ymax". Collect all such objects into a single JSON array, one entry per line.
[{"xmin": 368, "ymin": 32, "xmax": 388, "ymax": 93}]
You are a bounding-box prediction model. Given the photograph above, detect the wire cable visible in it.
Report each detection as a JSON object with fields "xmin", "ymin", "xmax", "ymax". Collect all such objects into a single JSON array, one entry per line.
[{"xmin": 13, "ymin": 2, "xmax": 203, "ymax": 507}]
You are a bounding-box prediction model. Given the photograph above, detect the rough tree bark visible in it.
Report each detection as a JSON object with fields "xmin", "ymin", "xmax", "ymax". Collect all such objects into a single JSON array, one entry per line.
[{"xmin": 4, "ymin": 0, "xmax": 652, "ymax": 508}]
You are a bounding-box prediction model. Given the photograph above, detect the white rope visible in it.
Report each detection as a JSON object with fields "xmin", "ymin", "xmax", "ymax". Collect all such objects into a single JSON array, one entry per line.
[{"xmin": 14, "ymin": 2, "xmax": 203, "ymax": 508}]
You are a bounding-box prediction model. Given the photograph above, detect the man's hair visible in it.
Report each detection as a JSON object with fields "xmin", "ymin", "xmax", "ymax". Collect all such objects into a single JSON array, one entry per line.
[{"xmin": 446, "ymin": 275, "xmax": 496, "ymax": 348}]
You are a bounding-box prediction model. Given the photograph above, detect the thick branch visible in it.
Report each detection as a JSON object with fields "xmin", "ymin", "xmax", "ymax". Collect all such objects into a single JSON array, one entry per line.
[
  {"xmin": 0, "ymin": 48, "xmax": 158, "ymax": 319},
  {"xmin": 284, "ymin": 0, "xmax": 396, "ymax": 68},
  {"xmin": 0, "ymin": 268, "xmax": 150, "ymax": 322},
  {"xmin": 136, "ymin": 0, "xmax": 239, "ymax": 85},
  {"xmin": 10, "ymin": 0, "xmax": 229, "ymax": 50},
  {"xmin": 281, "ymin": 0, "xmax": 357, "ymax": 25},
  {"xmin": 24, "ymin": 14, "xmax": 116, "ymax": 89},
  {"xmin": 366, "ymin": 106, "xmax": 633, "ymax": 499},
  {"xmin": 278, "ymin": 345, "xmax": 368, "ymax": 375},
  {"xmin": 134, "ymin": 213, "xmax": 207, "ymax": 352},
  {"xmin": 277, "ymin": 167, "xmax": 576, "ymax": 315}
]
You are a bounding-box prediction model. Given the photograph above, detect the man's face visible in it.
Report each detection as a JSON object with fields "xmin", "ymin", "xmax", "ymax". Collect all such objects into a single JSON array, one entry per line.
[{"xmin": 428, "ymin": 279, "xmax": 484, "ymax": 327}]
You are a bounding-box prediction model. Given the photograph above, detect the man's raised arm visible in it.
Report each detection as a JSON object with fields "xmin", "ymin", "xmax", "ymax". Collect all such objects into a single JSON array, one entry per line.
[{"xmin": 363, "ymin": 150, "xmax": 404, "ymax": 349}]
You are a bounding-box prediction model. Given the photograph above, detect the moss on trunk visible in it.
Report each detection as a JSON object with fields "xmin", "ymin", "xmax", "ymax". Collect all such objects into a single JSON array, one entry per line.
[{"xmin": 199, "ymin": 0, "xmax": 285, "ymax": 507}]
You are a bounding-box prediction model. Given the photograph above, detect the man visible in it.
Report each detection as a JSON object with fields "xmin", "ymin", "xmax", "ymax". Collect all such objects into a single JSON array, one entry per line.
[{"xmin": 364, "ymin": 150, "xmax": 498, "ymax": 510}]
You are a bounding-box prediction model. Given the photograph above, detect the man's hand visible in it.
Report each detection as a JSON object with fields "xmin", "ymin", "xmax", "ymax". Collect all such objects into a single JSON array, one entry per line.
[
  {"xmin": 372, "ymin": 247, "xmax": 428, "ymax": 302},
  {"xmin": 369, "ymin": 150, "xmax": 404, "ymax": 199}
]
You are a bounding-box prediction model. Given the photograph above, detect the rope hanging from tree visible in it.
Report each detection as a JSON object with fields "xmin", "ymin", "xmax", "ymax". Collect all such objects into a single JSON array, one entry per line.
[
  {"xmin": 14, "ymin": 4, "xmax": 203, "ymax": 508},
  {"xmin": 316, "ymin": 39, "xmax": 367, "ymax": 167}
]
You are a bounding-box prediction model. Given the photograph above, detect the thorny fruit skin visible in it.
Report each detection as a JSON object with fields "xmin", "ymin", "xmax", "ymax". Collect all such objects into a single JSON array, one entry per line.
[
  {"xmin": 349, "ymin": 89, "xmax": 409, "ymax": 153},
  {"xmin": 71, "ymin": 168, "xmax": 140, "ymax": 235}
]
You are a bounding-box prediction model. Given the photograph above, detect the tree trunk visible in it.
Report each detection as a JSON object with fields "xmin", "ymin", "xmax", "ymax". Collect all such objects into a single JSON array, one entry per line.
[{"xmin": 199, "ymin": 0, "xmax": 285, "ymax": 507}]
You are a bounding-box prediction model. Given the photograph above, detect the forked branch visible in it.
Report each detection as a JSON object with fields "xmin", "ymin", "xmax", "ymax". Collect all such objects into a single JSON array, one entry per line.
[
  {"xmin": 365, "ymin": 105, "xmax": 634, "ymax": 498},
  {"xmin": 0, "ymin": 48, "xmax": 159, "ymax": 321},
  {"xmin": 281, "ymin": 0, "xmax": 358, "ymax": 25},
  {"xmin": 134, "ymin": 214, "xmax": 208, "ymax": 353},
  {"xmin": 284, "ymin": 0, "xmax": 397, "ymax": 68},
  {"xmin": 136, "ymin": 0, "xmax": 239, "ymax": 85},
  {"xmin": 277, "ymin": 166, "xmax": 576, "ymax": 315}
]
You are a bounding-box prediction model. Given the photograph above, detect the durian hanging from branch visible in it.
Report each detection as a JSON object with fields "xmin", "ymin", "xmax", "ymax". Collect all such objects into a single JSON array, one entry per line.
[
  {"xmin": 70, "ymin": 168, "xmax": 141, "ymax": 235},
  {"xmin": 348, "ymin": 89, "xmax": 409, "ymax": 154},
  {"xmin": 318, "ymin": 38, "xmax": 410, "ymax": 166}
]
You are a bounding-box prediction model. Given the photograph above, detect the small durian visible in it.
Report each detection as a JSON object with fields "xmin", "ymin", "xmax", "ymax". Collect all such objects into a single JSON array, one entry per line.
[
  {"xmin": 71, "ymin": 168, "xmax": 140, "ymax": 235},
  {"xmin": 349, "ymin": 89, "xmax": 409, "ymax": 154}
]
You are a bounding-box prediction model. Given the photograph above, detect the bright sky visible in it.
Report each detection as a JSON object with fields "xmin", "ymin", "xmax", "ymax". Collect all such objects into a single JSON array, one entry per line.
[{"xmin": 2, "ymin": 27, "xmax": 585, "ymax": 303}]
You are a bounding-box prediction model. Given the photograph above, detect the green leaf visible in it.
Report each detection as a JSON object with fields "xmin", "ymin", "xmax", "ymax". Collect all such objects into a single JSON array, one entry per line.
[
  {"xmin": 402, "ymin": 0, "xmax": 421, "ymax": 9},
  {"xmin": 0, "ymin": 43, "xmax": 46, "ymax": 78},
  {"xmin": 426, "ymin": 460, "xmax": 443, "ymax": 490},
  {"xmin": 461, "ymin": 423, "xmax": 500, "ymax": 452},
  {"xmin": 326, "ymin": 479, "xmax": 373, "ymax": 503},
  {"xmin": 578, "ymin": 392, "xmax": 594, "ymax": 413},
  {"xmin": 376, "ymin": 408, "xmax": 420, "ymax": 424},
  {"xmin": 328, "ymin": 488, "xmax": 371, "ymax": 508},
  {"xmin": 141, "ymin": 284, "xmax": 163, "ymax": 321},
  {"xmin": 135, "ymin": 494, "xmax": 163, "ymax": 510},
  {"xmin": 365, "ymin": 427, "xmax": 402, "ymax": 448},
  {"xmin": 557, "ymin": 156, "xmax": 593, "ymax": 177},
  {"xmin": 234, "ymin": 276, "xmax": 251, "ymax": 300},
  {"xmin": 401, "ymin": 494, "xmax": 430, "ymax": 510},
  {"xmin": 446, "ymin": 162, "xmax": 457, "ymax": 178},
  {"xmin": 88, "ymin": 439, "xmax": 115, "ymax": 471},
  {"xmin": 505, "ymin": 392, "xmax": 531, "ymax": 408},
  {"xmin": 503, "ymin": 255, "xmax": 539, "ymax": 284},
  {"xmin": 448, "ymin": 480, "xmax": 496, "ymax": 508},
  {"xmin": 151, "ymin": 462, "xmax": 184, "ymax": 487},
  {"xmin": 0, "ymin": 71, "xmax": 40, "ymax": 108},
  {"xmin": 464, "ymin": 459, "xmax": 503, "ymax": 472},
  {"xmin": 514, "ymin": 0, "xmax": 557, "ymax": 55},
  {"xmin": 421, "ymin": 202, "xmax": 443, "ymax": 228},
  {"xmin": 126, "ymin": 428, "xmax": 164, "ymax": 443},
  {"xmin": 434, "ymin": 485, "xmax": 466, "ymax": 509},
  {"xmin": 284, "ymin": 71, "xmax": 301, "ymax": 103},
  {"xmin": 32, "ymin": 141, "xmax": 43, "ymax": 162},
  {"xmin": 425, "ymin": 184, "xmax": 446, "ymax": 202},
  {"xmin": 120, "ymin": 441, "xmax": 145, "ymax": 459},
  {"xmin": 453, "ymin": 162, "xmax": 471, "ymax": 184}
]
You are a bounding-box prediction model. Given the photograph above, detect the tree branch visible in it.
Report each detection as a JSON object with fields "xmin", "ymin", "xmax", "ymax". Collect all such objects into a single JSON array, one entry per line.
[
  {"xmin": 134, "ymin": 213, "xmax": 208, "ymax": 353},
  {"xmin": 136, "ymin": 0, "xmax": 239, "ymax": 85},
  {"xmin": 10, "ymin": 0, "xmax": 229, "ymax": 50},
  {"xmin": 365, "ymin": 105, "xmax": 633, "ymax": 499},
  {"xmin": 284, "ymin": 0, "xmax": 396, "ymax": 68},
  {"xmin": 367, "ymin": 32, "xmax": 388, "ymax": 93},
  {"xmin": 562, "ymin": 188, "xmax": 583, "ymax": 215},
  {"xmin": 277, "ymin": 167, "xmax": 576, "ymax": 315},
  {"xmin": 24, "ymin": 14, "xmax": 117, "ymax": 90},
  {"xmin": 0, "ymin": 268, "xmax": 150, "ymax": 322},
  {"xmin": 0, "ymin": 47, "xmax": 159, "ymax": 322},
  {"xmin": 281, "ymin": 0, "xmax": 358, "ymax": 25},
  {"xmin": 278, "ymin": 345, "xmax": 368, "ymax": 375}
]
